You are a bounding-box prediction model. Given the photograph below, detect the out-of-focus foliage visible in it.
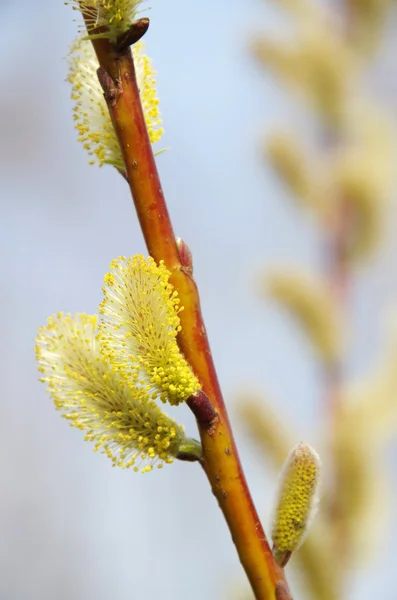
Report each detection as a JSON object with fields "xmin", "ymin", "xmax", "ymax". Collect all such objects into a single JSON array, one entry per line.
[
  {"xmin": 236, "ymin": 0, "xmax": 397, "ymax": 598},
  {"xmin": 264, "ymin": 268, "xmax": 343, "ymax": 363}
]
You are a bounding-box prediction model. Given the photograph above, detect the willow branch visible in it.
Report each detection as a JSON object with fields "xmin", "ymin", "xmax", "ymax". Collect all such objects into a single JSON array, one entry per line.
[
  {"xmin": 82, "ymin": 18, "xmax": 289, "ymax": 600},
  {"xmin": 323, "ymin": 157, "xmax": 351, "ymax": 562},
  {"xmin": 322, "ymin": 0, "xmax": 356, "ymax": 556},
  {"xmin": 324, "ymin": 197, "xmax": 350, "ymax": 416}
]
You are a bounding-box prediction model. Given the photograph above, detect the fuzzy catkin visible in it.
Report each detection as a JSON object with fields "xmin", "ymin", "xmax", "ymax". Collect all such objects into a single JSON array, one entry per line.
[{"xmin": 272, "ymin": 442, "xmax": 321, "ymax": 561}]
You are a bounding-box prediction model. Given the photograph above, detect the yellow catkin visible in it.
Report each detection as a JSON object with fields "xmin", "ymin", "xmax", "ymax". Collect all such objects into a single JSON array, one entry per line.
[
  {"xmin": 100, "ymin": 255, "xmax": 201, "ymax": 406},
  {"xmin": 36, "ymin": 313, "xmax": 186, "ymax": 472},
  {"xmin": 68, "ymin": 37, "xmax": 163, "ymax": 168},
  {"xmin": 65, "ymin": 0, "xmax": 144, "ymax": 39},
  {"xmin": 265, "ymin": 268, "xmax": 342, "ymax": 362},
  {"xmin": 238, "ymin": 395, "xmax": 336, "ymax": 597},
  {"xmin": 272, "ymin": 442, "xmax": 320, "ymax": 561}
]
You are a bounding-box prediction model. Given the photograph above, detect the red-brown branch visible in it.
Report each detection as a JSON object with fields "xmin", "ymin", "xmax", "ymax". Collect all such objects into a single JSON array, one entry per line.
[{"xmin": 83, "ymin": 22, "xmax": 289, "ymax": 600}]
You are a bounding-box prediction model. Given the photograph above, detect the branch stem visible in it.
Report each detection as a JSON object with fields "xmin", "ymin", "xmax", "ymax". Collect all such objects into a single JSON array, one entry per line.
[
  {"xmin": 323, "ymin": 172, "xmax": 352, "ymax": 562},
  {"xmin": 83, "ymin": 23, "xmax": 289, "ymax": 599}
]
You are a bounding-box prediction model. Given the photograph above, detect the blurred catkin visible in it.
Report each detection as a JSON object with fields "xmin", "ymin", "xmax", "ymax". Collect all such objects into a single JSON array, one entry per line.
[
  {"xmin": 252, "ymin": 20, "xmax": 356, "ymax": 123},
  {"xmin": 346, "ymin": 0, "xmax": 393, "ymax": 51},
  {"xmin": 264, "ymin": 268, "xmax": 343, "ymax": 363},
  {"xmin": 323, "ymin": 103, "xmax": 396, "ymax": 260},
  {"xmin": 331, "ymin": 410, "xmax": 387, "ymax": 563},
  {"xmin": 266, "ymin": 132, "xmax": 316, "ymax": 209},
  {"xmin": 328, "ymin": 326, "xmax": 397, "ymax": 560},
  {"xmin": 238, "ymin": 394, "xmax": 293, "ymax": 467},
  {"xmin": 238, "ymin": 0, "xmax": 397, "ymax": 598}
]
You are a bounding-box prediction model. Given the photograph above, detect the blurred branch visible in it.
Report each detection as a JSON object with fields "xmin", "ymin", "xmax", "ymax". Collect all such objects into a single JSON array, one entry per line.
[{"xmin": 245, "ymin": 0, "xmax": 397, "ymax": 597}]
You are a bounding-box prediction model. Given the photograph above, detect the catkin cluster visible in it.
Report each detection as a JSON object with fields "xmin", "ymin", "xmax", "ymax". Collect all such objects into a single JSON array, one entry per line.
[{"xmin": 36, "ymin": 257, "xmax": 200, "ymax": 471}]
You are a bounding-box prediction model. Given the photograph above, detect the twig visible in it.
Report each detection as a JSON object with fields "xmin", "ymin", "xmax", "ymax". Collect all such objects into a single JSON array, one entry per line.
[
  {"xmin": 322, "ymin": 0, "xmax": 356, "ymax": 558},
  {"xmin": 80, "ymin": 11, "xmax": 289, "ymax": 600},
  {"xmin": 322, "ymin": 111, "xmax": 352, "ymax": 563},
  {"xmin": 323, "ymin": 196, "xmax": 350, "ymax": 558}
]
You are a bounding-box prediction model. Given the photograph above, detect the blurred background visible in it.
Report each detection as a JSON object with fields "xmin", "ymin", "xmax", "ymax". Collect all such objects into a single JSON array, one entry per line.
[{"xmin": 2, "ymin": 0, "xmax": 397, "ymax": 599}]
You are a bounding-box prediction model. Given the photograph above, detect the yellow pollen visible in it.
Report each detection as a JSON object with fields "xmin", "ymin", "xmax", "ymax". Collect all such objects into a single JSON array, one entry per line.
[
  {"xmin": 65, "ymin": 1, "xmax": 143, "ymax": 40},
  {"xmin": 100, "ymin": 255, "xmax": 201, "ymax": 406},
  {"xmin": 272, "ymin": 442, "xmax": 321, "ymax": 554},
  {"xmin": 68, "ymin": 37, "xmax": 163, "ymax": 169},
  {"xmin": 35, "ymin": 312, "xmax": 186, "ymax": 471}
]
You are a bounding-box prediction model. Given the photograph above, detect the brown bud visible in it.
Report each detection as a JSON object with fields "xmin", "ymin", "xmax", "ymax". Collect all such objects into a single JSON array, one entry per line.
[
  {"xmin": 187, "ymin": 390, "xmax": 218, "ymax": 433},
  {"xmin": 176, "ymin": 237, "xmax": 193, "ymax": 275},
  {"xmin": 116, "ymin": 18, "xmax": 150, "ymax": 52}
]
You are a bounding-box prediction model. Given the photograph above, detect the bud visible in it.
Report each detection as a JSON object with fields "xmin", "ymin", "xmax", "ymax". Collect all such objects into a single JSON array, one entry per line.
[
  {"xmin": 176, "ymin": 237, "xmax": 193, "ymax": 275},
  {"xmin": 272, "ymin": 442, "xmax": 321, "ymax": 566}
]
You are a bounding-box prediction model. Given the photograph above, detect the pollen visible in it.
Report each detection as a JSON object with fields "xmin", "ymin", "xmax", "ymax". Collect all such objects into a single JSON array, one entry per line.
[
  {"xmin": 68, "ymin": 36, "xmax": 163, "ymax": 169},
  {"xmin": 272, "ymin": 442, "xmax": 321, "ymax": 560},
  {"xmin": 66, "ymin": 1, "xmax": 144, "ymax": 39},
  {"xmin": 36, "ymin": 312, "xmax": 186, "ymax": 471},
  {"xmin": 99, "ymin": 255, "xmax": 201, "ymax": 406}
]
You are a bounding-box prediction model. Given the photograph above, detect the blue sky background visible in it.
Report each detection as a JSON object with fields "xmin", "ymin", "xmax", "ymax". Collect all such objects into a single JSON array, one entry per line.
[{"xmin": 1, "ymin": 0, "xmax": 397, "ymax": 598}]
